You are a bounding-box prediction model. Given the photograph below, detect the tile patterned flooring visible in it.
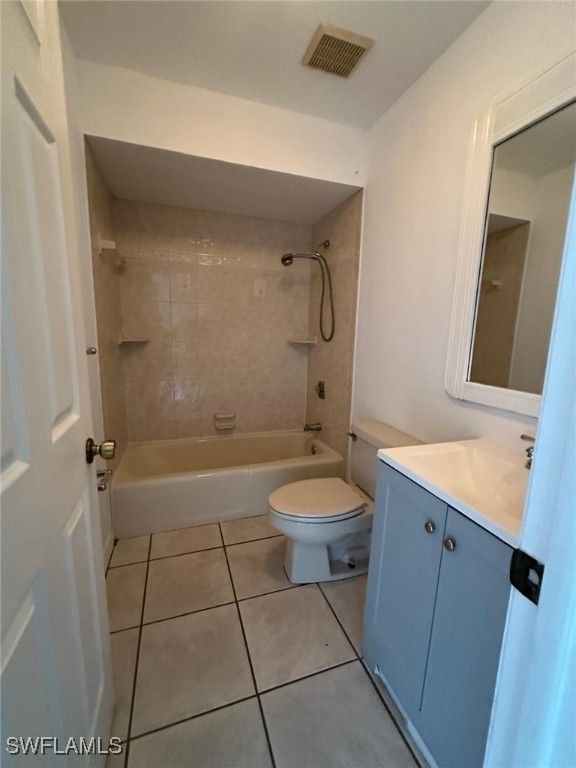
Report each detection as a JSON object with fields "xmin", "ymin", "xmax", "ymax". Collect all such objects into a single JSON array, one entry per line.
[{"xmin": 106, "ymin": 515, "xmax": 419, "ymax": 768}]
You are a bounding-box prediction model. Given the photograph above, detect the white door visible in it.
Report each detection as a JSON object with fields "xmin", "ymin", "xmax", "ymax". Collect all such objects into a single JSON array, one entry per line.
[
  {"xmin": 1, "ymin": 1, "xmax": 114, "ymax": 764},
  {"xmin": 484, "ymin": 173, "xmax": 576, "ymax": 763}
]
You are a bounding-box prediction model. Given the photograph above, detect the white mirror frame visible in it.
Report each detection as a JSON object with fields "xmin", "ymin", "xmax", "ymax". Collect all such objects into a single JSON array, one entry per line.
[{"xmin": 445, "ymin": 52, "xmax": 576, "ymax": 417}]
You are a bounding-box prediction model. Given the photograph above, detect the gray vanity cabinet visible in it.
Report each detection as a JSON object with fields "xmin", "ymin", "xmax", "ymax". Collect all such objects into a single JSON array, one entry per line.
[
  {"xmin": 364, "ymin": 461, "xmax": 512, "ymax": 768},
  {"xmin": 363, "ymin": 463, "xmax": 447, "ymax": 723}
]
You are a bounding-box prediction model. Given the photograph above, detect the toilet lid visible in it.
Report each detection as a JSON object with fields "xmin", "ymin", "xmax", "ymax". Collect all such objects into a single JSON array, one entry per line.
[{"xmin": 269, "ymin": 478, "xmax": 365, "ymax": 521}]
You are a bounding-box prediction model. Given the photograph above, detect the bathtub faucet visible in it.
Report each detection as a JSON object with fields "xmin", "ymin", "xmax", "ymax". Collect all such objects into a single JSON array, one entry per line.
[{"xmin": 304, "ymin": 423, "xmax": 322, "ymax": 432}]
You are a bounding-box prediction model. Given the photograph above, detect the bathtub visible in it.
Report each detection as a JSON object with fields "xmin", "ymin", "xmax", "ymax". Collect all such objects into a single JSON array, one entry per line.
[{"xmin": 111, "ymin": 430, "xmax": 343, "ymax": 537}]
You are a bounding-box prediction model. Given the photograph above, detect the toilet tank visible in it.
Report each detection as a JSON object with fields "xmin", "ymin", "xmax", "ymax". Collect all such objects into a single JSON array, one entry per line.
[{"xmin": 350, "ymin": 419, "xmax": 421, "ymax": 498}]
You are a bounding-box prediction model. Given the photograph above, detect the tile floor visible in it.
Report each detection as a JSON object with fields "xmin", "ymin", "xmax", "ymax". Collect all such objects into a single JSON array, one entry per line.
[{"xmin": 105, "ymin": 515, "xmax": 420, "ymax": 768}]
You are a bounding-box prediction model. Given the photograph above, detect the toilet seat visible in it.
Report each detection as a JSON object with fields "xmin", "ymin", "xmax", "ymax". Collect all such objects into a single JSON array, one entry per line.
[{"xmin": 269, "ymin": 478, "xmax": 365, "ymax": 523}]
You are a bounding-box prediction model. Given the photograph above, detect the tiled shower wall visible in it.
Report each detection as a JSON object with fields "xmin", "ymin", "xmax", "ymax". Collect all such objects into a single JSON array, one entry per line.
[
  {"xmin": 112, "ymin": 201, "xmax": 312, "ymax": 441},
  {"xmin": 85, "ymin": 147, "xmax": 128, "ymax": 470},
  {"xmin": 306, "ymin": 192, "xmax": 363, "ymax": 468}
]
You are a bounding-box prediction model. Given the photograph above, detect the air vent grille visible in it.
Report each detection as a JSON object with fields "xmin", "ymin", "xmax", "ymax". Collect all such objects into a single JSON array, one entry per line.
[{"xmin": 303, "ymin": 24, "xmax": 374, "ymax": 78}]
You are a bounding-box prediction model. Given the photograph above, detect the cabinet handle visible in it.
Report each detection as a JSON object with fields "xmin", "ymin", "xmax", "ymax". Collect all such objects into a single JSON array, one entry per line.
[
  {"xmin": 424, "ymin": 521, "xmax": 436, "ymax": 534},
  {"xmin": 443, "ymin": 537, "xmax": 456, "ymax": 552}
]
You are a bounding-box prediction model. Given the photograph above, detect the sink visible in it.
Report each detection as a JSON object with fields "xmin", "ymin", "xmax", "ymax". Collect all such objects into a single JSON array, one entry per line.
[{"xmin": 378, "ymin": 439, "xmax": 529, "ymax": 546}]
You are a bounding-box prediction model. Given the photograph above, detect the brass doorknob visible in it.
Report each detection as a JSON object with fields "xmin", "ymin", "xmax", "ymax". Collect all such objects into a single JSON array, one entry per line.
[{"xmin": 86, "ymin": 438, "xmax": 116, "ymax": 464}]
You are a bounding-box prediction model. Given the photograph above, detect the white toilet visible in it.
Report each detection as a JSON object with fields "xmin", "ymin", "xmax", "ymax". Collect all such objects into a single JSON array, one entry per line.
[{"xmin": 268, "ymin": 419, "xmax": 421, "ymax": 584}]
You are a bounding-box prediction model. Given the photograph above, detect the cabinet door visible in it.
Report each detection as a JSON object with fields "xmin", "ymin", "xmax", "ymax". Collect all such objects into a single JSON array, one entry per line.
[
  {"xmin": 417, "ymin": 508, "xmax": 512, "ymax": 768},
  {"xmin": 363, "ymin": 463, "xmax": 447, "ymax": 721}
]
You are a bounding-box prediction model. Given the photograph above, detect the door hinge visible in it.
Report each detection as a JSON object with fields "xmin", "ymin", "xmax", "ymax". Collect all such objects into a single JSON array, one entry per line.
[{"xmin": 510, "ymin": 549, "xmax": 545, "ymax": 605}]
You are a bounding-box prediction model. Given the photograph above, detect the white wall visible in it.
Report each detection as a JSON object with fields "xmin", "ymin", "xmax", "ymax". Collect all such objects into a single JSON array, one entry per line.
[
  {"xmin": 354, "ymin": 1, "xmax": 576, "ymax": 450},
  {"xmin": 76, "ymin": 59, "xmax": 367, "ymax": 187}
]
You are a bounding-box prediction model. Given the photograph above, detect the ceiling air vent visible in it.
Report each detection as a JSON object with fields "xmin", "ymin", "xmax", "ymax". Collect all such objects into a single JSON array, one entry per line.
[{"xmin": 303, "ymin": 23, "xmax": 374, "ymax": 79}]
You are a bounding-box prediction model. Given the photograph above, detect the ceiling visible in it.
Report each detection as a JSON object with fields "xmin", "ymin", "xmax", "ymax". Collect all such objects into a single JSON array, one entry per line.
[
  {"xmin": 61, "ymin": 1, "xmax": 489, "ymax": 129},
  {"xmin": 87, "ymin": 136, "xmax": 361, "ymax": 223}
]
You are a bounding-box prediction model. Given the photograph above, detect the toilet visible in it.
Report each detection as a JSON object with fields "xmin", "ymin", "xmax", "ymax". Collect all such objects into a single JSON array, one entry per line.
[{"xmin": 268, "ymin": 419, "xmax": 421, "ymax": 584}]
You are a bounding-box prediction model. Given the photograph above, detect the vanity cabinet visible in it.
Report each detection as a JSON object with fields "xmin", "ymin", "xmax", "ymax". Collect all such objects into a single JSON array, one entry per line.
[{"xmin": 364, "ymin": 461, "xmax": 512, "ymax": 768}]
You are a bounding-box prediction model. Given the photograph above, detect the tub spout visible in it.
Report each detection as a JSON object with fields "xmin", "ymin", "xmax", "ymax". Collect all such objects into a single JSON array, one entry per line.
[{"xmin": 304, "ymin": 423, "xmax": 322, "ymax": 432}]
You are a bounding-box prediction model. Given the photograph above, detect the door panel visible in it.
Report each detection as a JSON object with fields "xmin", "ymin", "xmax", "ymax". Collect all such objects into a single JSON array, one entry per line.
[
  {"xmin": 18, "ymin": 78, "xmax": 81, "ymax": 441},
  {"xmin": 17, "ymin": 84, "xmax": 79, "ymax": 433}
]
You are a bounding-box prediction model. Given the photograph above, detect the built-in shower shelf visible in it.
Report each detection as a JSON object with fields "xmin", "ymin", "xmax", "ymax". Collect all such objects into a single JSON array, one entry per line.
[
  {"xmin": 118, "ymin": 338, "xmax": 150, "ymax": 346},
  {"xmin": 288, "ymin": 338, "xmax": 317, "ymax": 347}
]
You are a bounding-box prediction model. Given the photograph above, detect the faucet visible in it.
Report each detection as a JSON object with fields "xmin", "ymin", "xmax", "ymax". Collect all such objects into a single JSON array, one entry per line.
[
  {"xmin": 521, "ymin": 434, "xmax": 535, "ymax": 469},
  {"xmin": 304, "ymin": 423, "xmax": 322, "ymax": 432}
]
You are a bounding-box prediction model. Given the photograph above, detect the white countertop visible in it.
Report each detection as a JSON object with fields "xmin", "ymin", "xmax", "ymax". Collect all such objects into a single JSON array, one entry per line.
[{"xmin": 378, "ymin": 439, "xmax": 529, "ymax": 548}]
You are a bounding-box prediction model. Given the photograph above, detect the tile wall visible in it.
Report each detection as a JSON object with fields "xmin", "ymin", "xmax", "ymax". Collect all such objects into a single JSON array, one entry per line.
[
  {"xmin": 306, "ymin": 192, "xmax": 363, "ymax": 469},
  {"xmin": 85, "ymin": 147, "xmax": 128, "ymax": 470},
  {"xmin": 112, "ymin": 201, "xmax": 312, "ymax": 441}
]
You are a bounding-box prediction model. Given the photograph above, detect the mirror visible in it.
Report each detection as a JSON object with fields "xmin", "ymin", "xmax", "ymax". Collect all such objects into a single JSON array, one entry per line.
[
  {"xmin": 469, "ymin": 101, "xmax": 576, "ymax": 395},
  {"xmin": 445, "ymin": 53, "xmax": 576, "ymax": 417}
]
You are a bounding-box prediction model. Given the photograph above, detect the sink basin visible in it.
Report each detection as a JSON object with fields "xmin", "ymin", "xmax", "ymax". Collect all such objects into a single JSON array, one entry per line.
[{"xmin": 378, "ymin": 439, "xmax": 529, "ymax": 546}]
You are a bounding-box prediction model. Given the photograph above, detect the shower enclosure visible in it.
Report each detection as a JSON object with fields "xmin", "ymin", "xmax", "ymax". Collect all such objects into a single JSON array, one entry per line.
[{"xmin": 84, "ymin": 137, "xmax": 363, "ymax": 538}]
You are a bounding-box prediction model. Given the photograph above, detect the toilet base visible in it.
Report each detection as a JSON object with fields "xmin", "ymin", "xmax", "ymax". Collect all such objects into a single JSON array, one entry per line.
[{"xmin": 284, "ymin": 538, "xmax": 369, "ymax": 584}]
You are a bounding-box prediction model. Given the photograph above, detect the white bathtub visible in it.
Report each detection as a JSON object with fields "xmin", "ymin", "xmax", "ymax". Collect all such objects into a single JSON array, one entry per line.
[{"xmin": 111, "ymin": 430, "xmax": 343, "ymax": 537}]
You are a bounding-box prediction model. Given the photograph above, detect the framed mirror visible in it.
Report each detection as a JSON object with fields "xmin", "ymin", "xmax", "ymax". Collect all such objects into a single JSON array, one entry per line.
[{"xmin": 445, "ymin": 53, "xmax": 576, "ymax": 417}]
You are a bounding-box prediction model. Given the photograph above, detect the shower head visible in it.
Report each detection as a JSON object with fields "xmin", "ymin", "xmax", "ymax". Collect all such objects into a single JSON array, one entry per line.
[
  {"xmin": 281, "ymin": 240, "xmax": 334, "ymax": 341},
  {"xmin": 281, "ymin": 240, "xmax": 329, "ymax": 267},
  {"xmin": 280, "ymin": 252, "xmax": 319, "ymax": 267}
]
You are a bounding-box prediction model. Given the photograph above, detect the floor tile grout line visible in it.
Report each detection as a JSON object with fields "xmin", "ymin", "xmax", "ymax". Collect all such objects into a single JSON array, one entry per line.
[
  {"xmin": 108, "ymin": 543, "xmax": 224, "ymax": 568},
  {"xmin": 316, "ymin": 578, "xmax": 422, "ymax": 767},
  {"xmin": 141, "ymin": 600, "xmax": 237, "ymax": 627},
  {"xmin": 258, "ymin": 658, "xmax": 358, "ymax": 697},
  {"xmin": 109, "ymin": 532, "xmax": 282, "ymax": 570},
  {"xmin": 220, "ymin": 522, "xmax": 277, "ymax": 768},
  {"xmin": 318, "ymin": 580, "xmax": 422, "ymax": 766},
  {"xmin": 119, "ymin": 659, "xmax": 362, "ymax": 749},
  {"xmin": 358, "ymin": 657, "xmax": 424, "ymax": 768},
  {"xmin": 109, "ymin": 586, "xmax": 300, "ymax": 637},
  {"xmin": 223, "ymin": 533, "xmax": 284, "ymax": 548},
  {"xmin": 236, "ymin": 583, "xmax": 303, "ymax": 605},
  {"xmin": 255, "ymin": 695, "xmax": 276, "ymax": 768},
  {"xmin": 112, "ymin": 538, "xmax": 283, "ymax": 569},
  {"xmin": 233, "ymin": 603, "xmax": 277, "ymax": 768},
  {"xmin": 149, "ymin": 543, "xmax": 224, "ymax": 561},
  {"xmin": 217, "ymin": 522, "xmax": 225, "ymax": 549},
  {"xmin": 108, "ymin": 559, "xmax": 149, "ymax": 570},
  {"xmin": 105, "ymin": 544, "xmax": 116, "ymax": 577},
  {"xmin": 110, "ymin": 624, "xmax": 141, "ymax": 635},
  {"xmin": 316, "ymin": 582, "xmax": 361, "ymax": 659},
  {"xmin": 126, "ymin": 694, "xmax": 259, "ymax": 744},
  {"xmin": 236, "ymin": 584, "xmax": 296, "ymax": 603},
  {"xmin": 122, "ymin": 535, "xmax": 153, "ymax": 768}
]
